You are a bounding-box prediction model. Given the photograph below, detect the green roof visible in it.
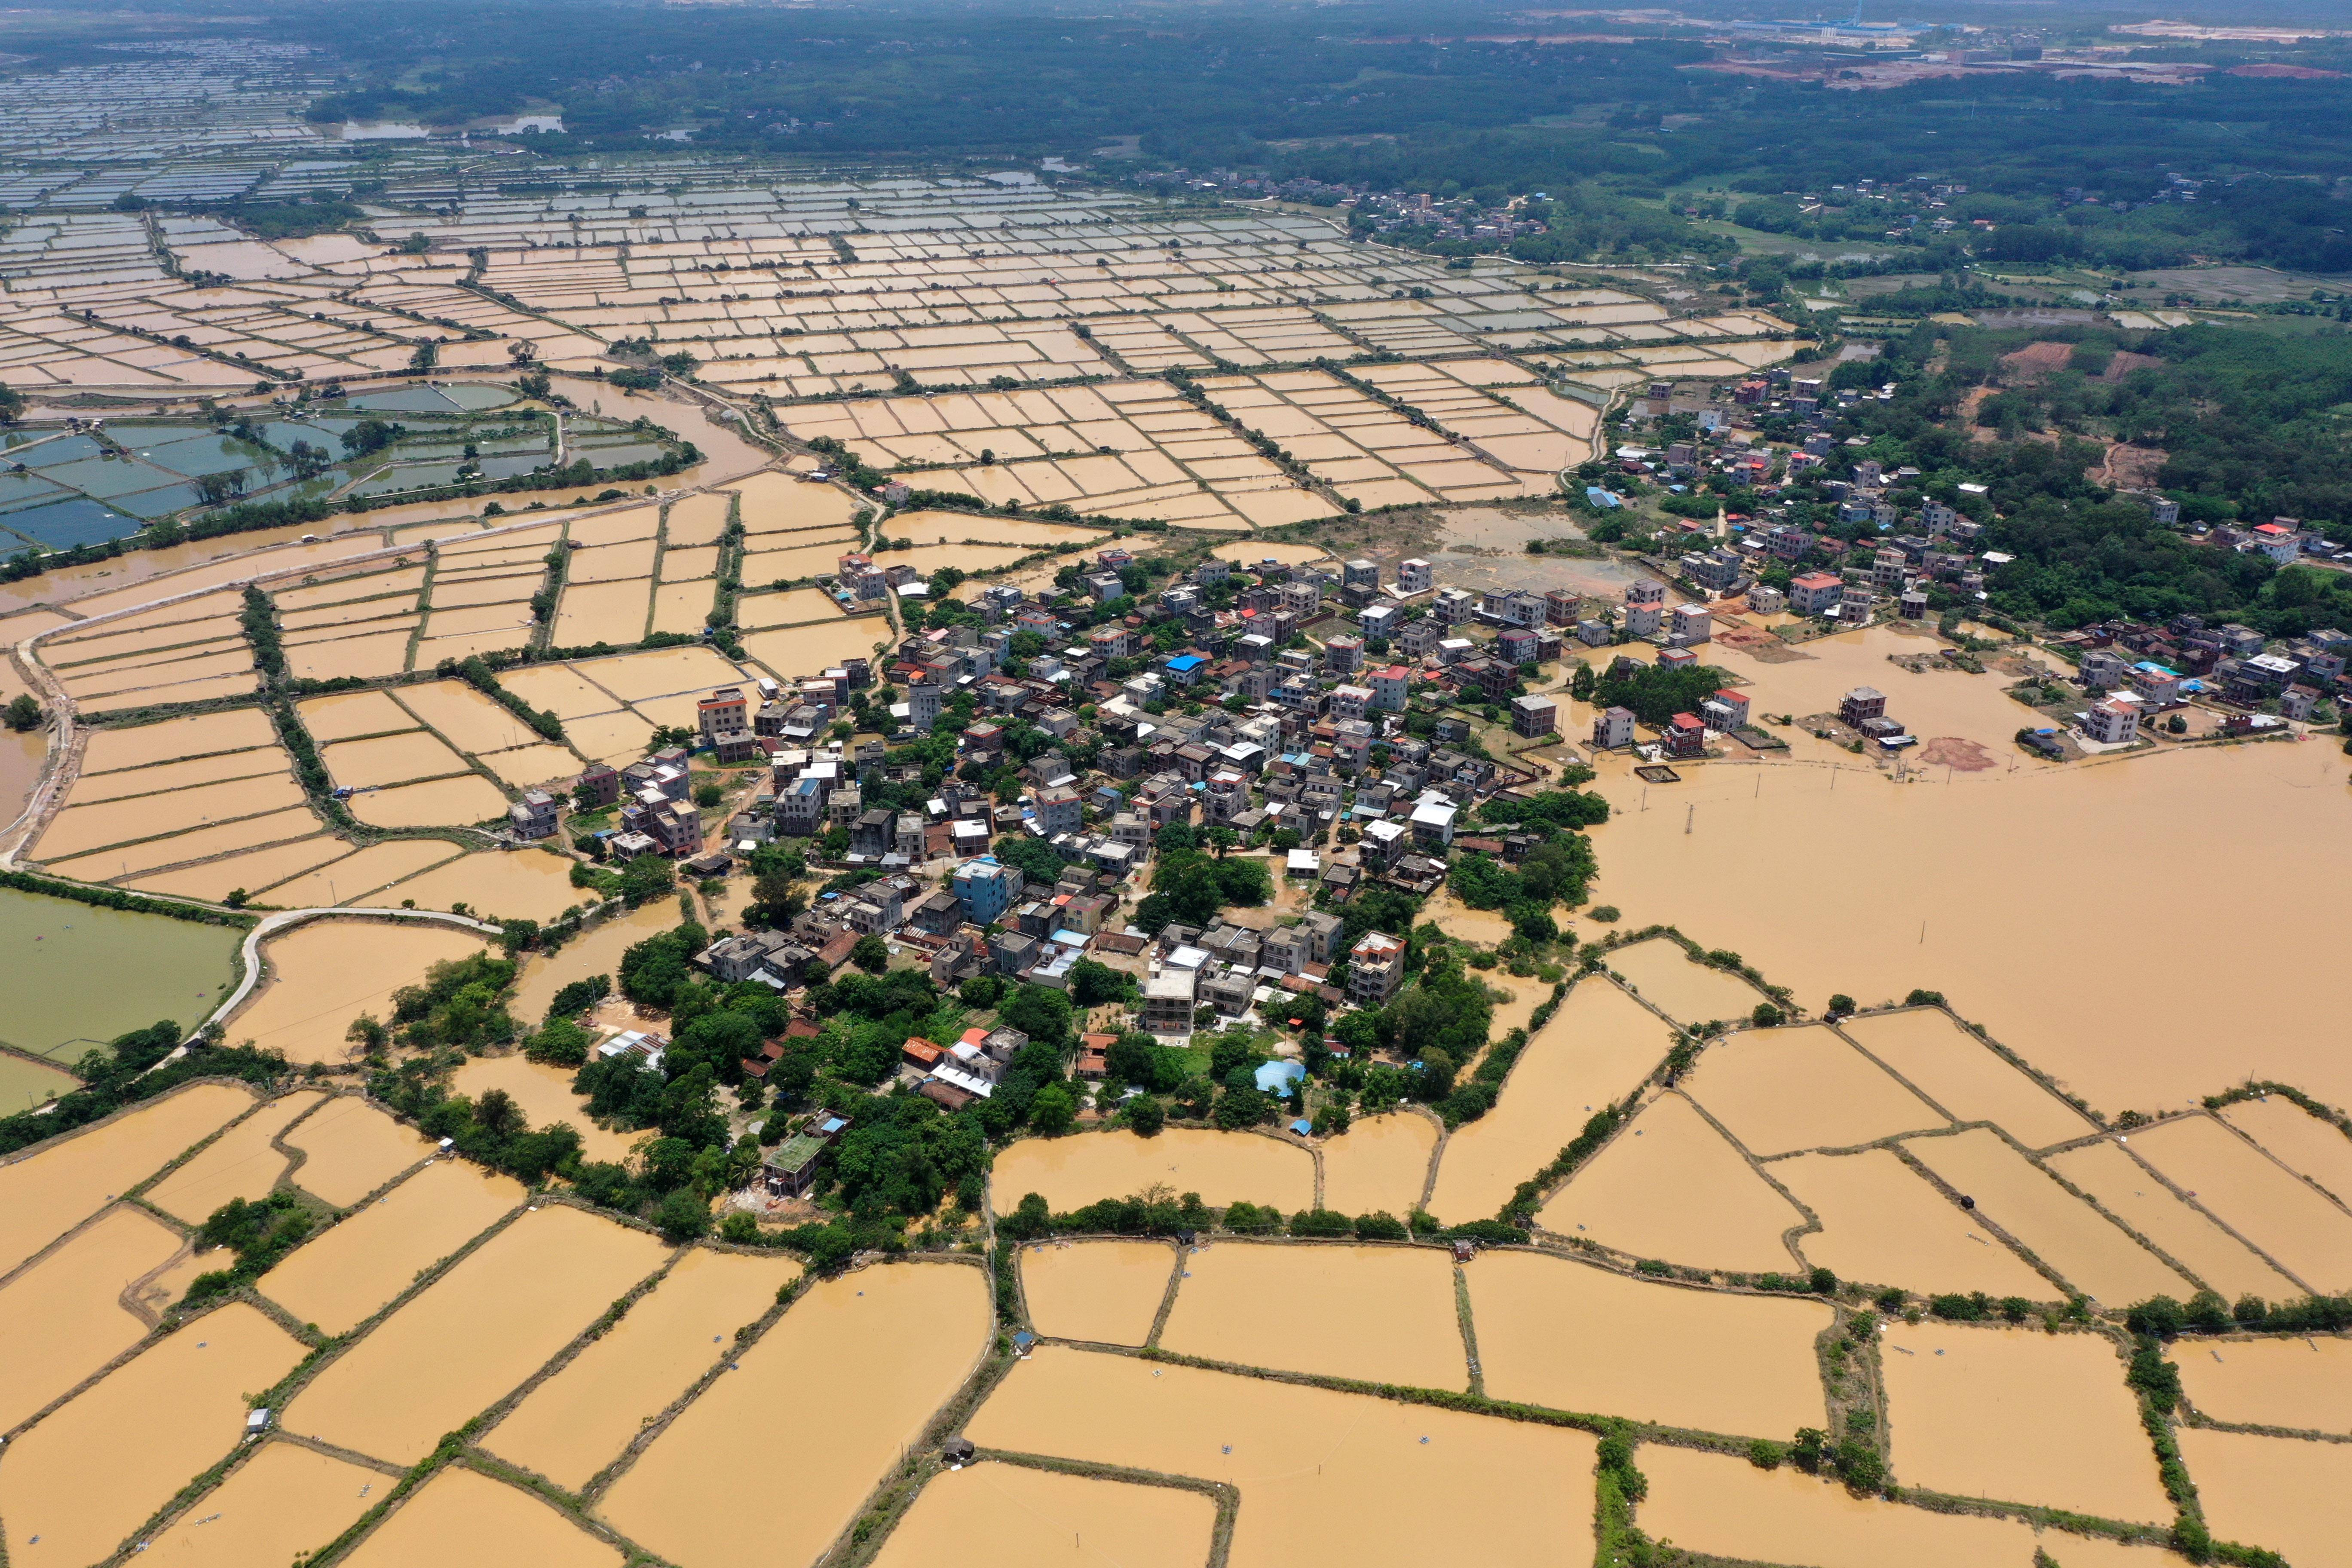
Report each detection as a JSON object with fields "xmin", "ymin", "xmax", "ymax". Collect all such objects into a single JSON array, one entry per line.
[{"xmin": 768, "ymin": 1133, "xmax": 826, "ymax": 1171}]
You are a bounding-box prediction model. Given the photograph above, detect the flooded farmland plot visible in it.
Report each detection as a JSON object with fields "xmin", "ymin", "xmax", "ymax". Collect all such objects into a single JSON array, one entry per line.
[
  {"xmin": 1468, "ymin": 1249, "xmax": 1831, "ymax": 1436},
  {"xmin": 1682, "ymin": 1024, "xmax": 1949, "ymax": 1158},
  {"xmin": 1537, "ymin": 1090, "xmax": 1808, "ymax": 1272},
  {"xmin": 1899, "ymin": 1127, "xmax": 2190, "ymax": 1307},
  {"xmin": 2044, "ymin": 1139, "xmax": 2301, "ymax": 1303},
  {"xmin": 0, "ymin": 1302, "xmax": 306, "ymax": 1567},
  {"xmin": 450, "ymin": 1054, "xmax": 641, "ymax": 1164},
  {"xmin": 1019, "ymin": 1238, "xmax": 1176, "ymax": 1346},
  {"xmin": 2214, "ymin": 1094, "xmax": 2352, "ymax": 1208},
  {"xmin": 133, "ymin": 1439, "xmax": 383, "ymax": 1568},
  {"xmin": 599, "ymin": 1262, "xmax": 989, "ymax": 1568},
  {"xmin": 1315, "ymin": 1112, "xmax": 1438, "ymax": 1219},
  {"xmin": 0, "ymin": 1082, "xmax": 252, "ymax": 1273},
  {"xmin": 282, "ymin": 1096, "xmax": 438, "ymax": 1206},
  {"xmin": 992, "ymin": 1127, "xmax": 1313, "ymax": 1213},
  {"xmin": 486, "ymin": 1246, "xmax": 802, "ymax": 1491},
  {"xmin": 1773, "ymin": 1147, "xmax": 2054, "ymax": 1299},
  {"xmin": 2175, "ymin": 1426, "xmax": 2352, "ymax": 1567},
  {"xmin": 261, "ymin": 1158, "xmax": 524, "ymax": 1335},
  {"xmin": 1880, "ymin": 1321, "xmax": 2169, "ymax": 1522},
  {"xmin": 2126, "ymin": 1114, "xmax": 2352, "ymax": 1295},
  {"xmin": 1838, "ymin": 1008, "xmax": 2098, "ymax": 1152},
  {"xmin": 144, "ymin": 1089, "xmax": 322, "ymax": 1224},
  {"xmin": 285, "ymin": 1204, "xmax": 666, "ymax": 1464},
  {"xmin": 374, "ymin": 847, "xmax": 585, "ymax": 923},
  {"xmin": 0, "ymin": 886, "xmax": 241, "ymax": 1060},
  {"xmin": 872, "ymin": 1461, "xmax": 1216, "ymax": 1568},
  {"xmin": 1635, "ymin": 1442, "xmax": 2071, "ymax": 1568},
  {"xmin": 0, "ymin": 1204, "xmax": 187, "ymax": 1429},
  {"xmin": 967, "ymin": 1348, "xmax": 1597, "ymax": 1568},
  {"xmin": 1426, "ymin": 978, "xmax": 1675, "ymax": 1224},
  {"xmin": 341, "ymin": 1464, "xmax": 625, "ymax": 1568},
  {"xmin": 2176, "ymin": 1332, "xmax": 2352, "ymax": 1434},
  {"xmin": 0, "ymin": 1050, "xmax": 77, "ymax": 1114},
  {"xmin": 1159, "ymin": 1242, "xmax": 1468, "ymax": 1390},
  {"xmin": 1604, "ymin": 938, "xmax": 1768, "ymax": 1027},
  {"xmin": 227, "ymin": 919, "xmax": 490, "ymax": 1065}
]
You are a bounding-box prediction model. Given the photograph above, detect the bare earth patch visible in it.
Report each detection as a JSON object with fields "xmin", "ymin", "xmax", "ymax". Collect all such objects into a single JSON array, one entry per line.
[{"xmin": 1916, "ymin": 736, "xmax": 1996, "ymax": 772}]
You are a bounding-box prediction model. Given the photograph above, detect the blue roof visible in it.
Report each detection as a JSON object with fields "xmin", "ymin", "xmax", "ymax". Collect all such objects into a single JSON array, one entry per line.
[
  {"xmin": 1289, "ymin": 1118, "xmax": 1314, "ymax": 1136},
  {"xmin": 1586, "ymin": 487, "xmax": 1622, "ymax": 509},
  {"xmin": 1256, "ymin": 1060, "xmax": 1307, "ymax": 1095},
  {"xmin": 1167, "ymin": 654, "xmax": 1206, "ymax": 673}
]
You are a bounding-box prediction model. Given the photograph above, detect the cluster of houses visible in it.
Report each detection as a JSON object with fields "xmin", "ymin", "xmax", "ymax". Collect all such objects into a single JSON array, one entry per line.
[{"xmin": 2051, "ymin": 614, "xmax": 2344, "ymax": 746}]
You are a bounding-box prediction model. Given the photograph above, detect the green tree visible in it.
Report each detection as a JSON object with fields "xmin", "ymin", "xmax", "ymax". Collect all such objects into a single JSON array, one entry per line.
[
  {"xmin": 849, "ymin": 933, "xmax": 890, "ymax": 974},
  {"xmin": 2, "ymin": 695, "xmax": 40, "ymax": 732},
  {"xmin": 654, "ymin": 1188, "xmax": 712, "ymax": 1242},
  {"xmin": 1029, "ymin": 1083, "xmax": 1078, "ymax": 1135}
]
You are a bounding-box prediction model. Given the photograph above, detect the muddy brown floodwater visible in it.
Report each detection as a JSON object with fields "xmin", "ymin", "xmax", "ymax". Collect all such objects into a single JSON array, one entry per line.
[
  {"xmin": 283, "ymin": 1096, "xmax": 438, "ymax": 1207},
  {"xmin": 0, "ymin": 1204, "xmax": 184, "ymax": 1430},
  {"xmin": 0, "ymin": 1081, "xmax": 251, "ymax": 1274},
  {"xmin": 1315, "ymin": 1111, "xmax": 1438, "ymax": 1219},
  {"xmin": 966, "ymin": 1348, "xmax": 1597, "ymax": 1568},
  {"xmin": 284, "ymin": 1204, "xmax": 665, "ymax": 1464},
  {"xmin": 486, "ymin": 1246, "xmax": 802, "ymax": 1492},
  {"xmin": 1772, "ymin": 1147, "xmax": 2052, "ymax": 1300},
  {"xmin": 1538, "ymin": 1090, "xmax": 1807, "ymax": 1272},
  {"xmin": 135, "ymin": 1439, "xmax": 382, "ymax": 1568},
  {"xmin": 991, "ymin": 1128, "xmax": 1314, "ymax": 1214},
  {"xmin": 2175, "ymin": 1426, "xmax": 2352, "ymax": 1567},
  {"xmin": 509, "ymin": 900, "xmax": 680, "ymax": 1021},
  {"xmin": 1879, "ymin": 1320, "xmax": 2170, "ymax": 1523},
  {"xmin": 1159, "ymin": 1242, "xmax": 1467, "ymax": 1390},
  {"xmin": 449, "ymin": 1055, "xmax": 640, "ymax": 1164},
  {"xmin": 145, "ymin": 1090, "xmax": 322, "ymax": 1225},
  {"xmin": 0, "ymin": 1302, "xmax": 306, "ymax": 1567},
  {"xmin": 599, "ymin": 1261, "xmax": 991, "ymax": 1568},
  {"xmin": 1604, "ymin": 938, "xmax": 1768, "ymax": 1027},
  {"xmin": 341, "ymin": 1464, "xmax": 625, "ymax": 1568},
  {"xmin": 1682, "ymin": 1023, "xmax": 1948, "ymax": 1157},
  {"xmin": 2126, "ymin": 1114, "xmax": 2352, "ymax": 1295},
  {"xmin": 1426, "ymin": 979, "xmax": 1674, "ymax": 1225},
  {"xmin": 2214, "ymin": 1093, "xmax": 2352, "ymax": 1210},
  {"xmin": 873, "ymin": 1462, "xmax": 1216, "ymax": 1568},
  {"xmin": 1586, "ymin": 744, "xmax": 2352, "ymax": 1116},
  {"xmin": 1019, "ymin": 1238, "xmax": 1176, "ymax": 1346},
  {"xmin": 1468, "ymin": 1248, "xmax": 1829, "ymax": 1436},
  {"xmin": 2177, "ymin": 1332, "xmax": 2352, "ymax": 1435},
  {"xmin": 227, "ymin": 921, "xmax": 492, "ymax": 1066},
  {"xmin": 261, "ymin": 1158, "xmax": 524, "ymax": 1335},
  {"xmin": 2044, "ymin": 1139, "xmax": 2300, "ymax": 1304},
  {"xmin": 1836, "ymin": 1008, "xmax": 2097, "ymax": 1152}
]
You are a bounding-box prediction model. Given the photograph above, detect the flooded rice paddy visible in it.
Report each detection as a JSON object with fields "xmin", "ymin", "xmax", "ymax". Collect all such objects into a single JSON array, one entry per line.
[
  {"xmin": 1585, "ymin": 744, "xmax": 2352, "ymax": 1116},
  {"xmin": 1635, "ymin": 1442, "xmax": 2073, "ymax": 1568},
  {"xmin": 373, "ymin": 848, "xmax": 584, "ymax": 923},
  {"xmin": 1160, "ymin": 1242, "xmax": 1467, "ymax": 1389},
  {"xmin": 2127, "ymin": 1114, "xmax": 2352, "ymax": 1295},
  {"xmin": 1838, "ymin": 1008, "xmax": 2097, "ymax": 1152},
  {"xmin": 450, "ymin": 1054, "xmax": 640, "ymax": 1164},
  {"xmin": 511, "ymin": 901, "xmax": 678, "ymax": 1021},
  {"xmin": 1682, "ymin": 1024, "xmax": 1948, "ymax": 1158},
  {"xmin": 125, "ymin": 834, "xmax": 356, "ymax": 904},
  {"xmin": 487, "ymin": 1246, "xmax": 801, "ymax": 1490},
  {"xmin": 1773, "ymin": 1147, "xmax": 2053, "ymax": 1299},
  {"xmin": 134, "ymin": 1439, "xmax": 381, "ymax": 1568},
  {"xmin": 599, "ymin": 1261, "xmax": 990, "ymax": 1567},
  {"xmin": 2175, "ymin": 1426, "xmax": 2352, "ymax": 1568},
  {"xmin": 144, "ymin": 1089, "xmax": 322, "ymax": 1224},
  {"xmin": 991, "ymin": 1127, "xmax": 1314, "ymax": 1213},
  {"xmin": 283, "ymin": 1097, "xmax": 437, "ymax": 1206},
  {"xmin": 341, "ymin": 1464, "xmax": 624, "ymax": 1568},
  {"xmin": 873, "ymin": 1461, "xmax": 1216, "ymax": 1568},
  {"xmin": 2044, "ymin": 1139, "xmax": 2300, "ymax": 1303},
  {"xmin": 227, "ymin": 919, "xmax": 489, "ymax": 1064},
  {"xmin": 2176, "ymin": 1332, "xmax": 2352, "ymax": 1434},
  {"xmin": 1425, "ymin": 979, "xmax": 1673, "ymax": 1224},
  {"xmin": 1019, "ymin": 1237, "xmax": 1175, "ymax": 1346},
  {"xmin": 285, "ymin": 1204, "xmax": 665, "ymax": 1464},
  {"xmin": 968, "ymin": 1348, "xmax": 1597, "ymax": 1568},
  {"xmin": 248, "ymin": 837, "xmax": 464, "ymax": 909},
  {"xmin": 0, "ymin": 885, "xmax": 242, "ymax": 1060},
  {"xmin": 1879, "ymin": 1320, "xmax": 2171, "ymax": 1522},
  {"xmin": 0, "ymin": 1302, "xmax": 305, "ymax": 1567},
  {"xmin": 1901, "ymin": 1128, "xmax": 2189, "ymax": 1306},
  {"xmin": 1468, "ymin": 1249, "xmax": 1829, "ymax": 1436},
  {"xmin": 262, "ymin": 1158, "xmax": 523, "ymax": 1335},
  {"xmin": 2215, "ymin": 1094, "xmax": 2352, "ymax": 1209},
  {"xmin": 0, "ymin": 1204, "xmax": 185, "ymax": 1430},
  {"xmin": 1604, "ymin": 939, "xmax": 1767, "ymax": 1026},
  {"xmin": 347, "ymin": 772, "xmax": 509, "ymax": 829},
  {"xmin": 0, "ymin": 1082, "xmax": 250, "ymax": 1274},
  {"xmin": 1314, "ymin": 1111, "xmax": 1437, "ymax": 1219},
  {"xmin": 1538, "ymin": 1090, "xmax": 1807, "ymax": 1271}
]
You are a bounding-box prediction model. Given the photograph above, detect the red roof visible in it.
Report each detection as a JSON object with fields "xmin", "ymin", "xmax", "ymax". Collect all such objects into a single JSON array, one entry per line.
[{"xmin": 1669, "ymin": 712, "xmax": 1704, "ymax": 732}]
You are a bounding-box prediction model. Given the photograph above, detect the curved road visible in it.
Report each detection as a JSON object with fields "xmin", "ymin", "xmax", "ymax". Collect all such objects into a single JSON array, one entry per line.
[{"xmin": 191, "ymin": 905, "xmax": 504, "ymax": 1047}]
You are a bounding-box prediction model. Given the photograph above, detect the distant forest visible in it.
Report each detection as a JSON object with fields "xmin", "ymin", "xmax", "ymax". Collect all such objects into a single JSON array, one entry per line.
[{"xmin": 31, "ymin": 0, "xmax": 2338, "ymax": 273}]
